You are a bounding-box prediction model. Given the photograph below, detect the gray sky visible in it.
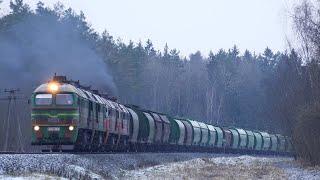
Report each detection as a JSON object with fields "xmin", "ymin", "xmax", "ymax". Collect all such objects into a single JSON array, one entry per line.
[{"xmin": 1, "ymin": 0, "xmax": 300, "ymax": 57}]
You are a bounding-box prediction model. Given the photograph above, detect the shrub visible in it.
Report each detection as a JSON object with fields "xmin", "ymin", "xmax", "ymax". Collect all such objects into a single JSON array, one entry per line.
[{"xmin": 293, "ymin": 103, "xmax": 320, "ymax": 165}]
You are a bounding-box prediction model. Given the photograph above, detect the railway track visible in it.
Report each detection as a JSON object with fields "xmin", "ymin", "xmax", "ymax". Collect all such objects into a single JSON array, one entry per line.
[
  {"xmin": 0, "ymin": 151, "xmax": 293, "ymax": 158},
  {"xmin": 0, "ymin": 151, "xmax": 137, "ymax": 154}
]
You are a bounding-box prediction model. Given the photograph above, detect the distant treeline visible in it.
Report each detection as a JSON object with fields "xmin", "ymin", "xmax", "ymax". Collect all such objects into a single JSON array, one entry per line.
[{"xmin": 0, "ymin": 0, "xmax": 319, "ymax": 163}]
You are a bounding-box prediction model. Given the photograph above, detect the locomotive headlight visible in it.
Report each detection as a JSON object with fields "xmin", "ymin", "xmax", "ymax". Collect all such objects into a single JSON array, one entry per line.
[
  {"xmin": 48, "ymin": 82, "xmax": 59, "ymax": 93},
  {"xmin": 34, "ymin": 125, "xmax": 40, "ymax": 131},
  {"xmin": 68, "ymin": 125, "xmax": 74, "ymax": 131}
]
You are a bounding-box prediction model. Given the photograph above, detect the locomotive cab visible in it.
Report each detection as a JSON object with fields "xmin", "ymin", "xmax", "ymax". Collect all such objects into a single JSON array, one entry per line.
[{"xmin": 31, "ymin": 79, "xmax": 79, "ymax": 148}]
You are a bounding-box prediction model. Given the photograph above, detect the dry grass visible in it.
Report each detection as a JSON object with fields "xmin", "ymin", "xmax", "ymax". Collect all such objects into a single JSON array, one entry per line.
[
  {"xmin": 123, "ymin": 157, "xmax": 289, "ymax": 180},
  {"xmin": 173, "ymin": 159, "xmax": 286, "ymax": 180}
]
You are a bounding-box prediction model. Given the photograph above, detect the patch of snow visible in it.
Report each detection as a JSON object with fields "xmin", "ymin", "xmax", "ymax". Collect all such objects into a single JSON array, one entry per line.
[
  {"xmin": 209, "ymin": 155, "xmax": 292, "ymax": 166},
  {"xmin": 0, "ymin": 173, "xmax": 67, "ymax": 180},
  {"xmin": 68, "ymin": 165, "xmax": 103, "ymax": 179}
]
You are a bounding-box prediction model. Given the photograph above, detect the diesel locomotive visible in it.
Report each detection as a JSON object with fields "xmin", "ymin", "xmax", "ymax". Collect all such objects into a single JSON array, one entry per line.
[{"xmin": 31, "ymin": 75, "xmax": 293, "ymax": 154}]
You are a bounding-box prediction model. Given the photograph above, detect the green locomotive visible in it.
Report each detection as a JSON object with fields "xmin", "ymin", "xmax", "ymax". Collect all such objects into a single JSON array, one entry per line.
[{"xmin": 31, "ymin": 75, "xmax": 130, "ymax": 151}]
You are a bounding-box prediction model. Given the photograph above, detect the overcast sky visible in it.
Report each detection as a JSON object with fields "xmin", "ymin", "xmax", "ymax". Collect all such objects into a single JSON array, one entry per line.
[{"xmin": 1, "ymin": 0, "xmax": 301, "ymax": 57}]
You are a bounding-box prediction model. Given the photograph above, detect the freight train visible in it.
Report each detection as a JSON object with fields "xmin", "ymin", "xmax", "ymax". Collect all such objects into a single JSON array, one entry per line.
[{"xmin": 31, "ymin": 75, "xmax": 293, "ymax": 154}]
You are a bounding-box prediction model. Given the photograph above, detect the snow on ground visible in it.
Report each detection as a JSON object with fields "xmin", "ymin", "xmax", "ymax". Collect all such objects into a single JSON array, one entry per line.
[
  {"xmin": 0, "ymin": 153, "xmax": 319, "ymax": 180},
  {"xmin": 122, "ymin": 155, "xmax": 288, "ymax": 179},
  {"xmin": 277, "ymin": 160, "xmax": 320, "ymax": 180},
  {"xmin": 122, "ymin": 155, "xmax": 320, "ymax": 180},
  {"xmin": 0, "ymin": 173, "xmax": 67, "ymax": 180},
  {"xmin": 0, "ymin": 153, "xmax": 220, "ymax": 179}
]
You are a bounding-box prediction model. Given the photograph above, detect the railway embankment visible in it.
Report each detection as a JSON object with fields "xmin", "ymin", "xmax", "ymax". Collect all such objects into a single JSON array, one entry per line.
[{"xmin": 0, "ymin": 153, "xmax": 319, "ymax": 179}]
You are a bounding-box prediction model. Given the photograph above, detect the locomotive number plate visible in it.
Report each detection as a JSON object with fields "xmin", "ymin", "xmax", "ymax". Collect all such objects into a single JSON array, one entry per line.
[{"xmin": 48, "ymin": 127, "xmax": 60, "ymax": 131}]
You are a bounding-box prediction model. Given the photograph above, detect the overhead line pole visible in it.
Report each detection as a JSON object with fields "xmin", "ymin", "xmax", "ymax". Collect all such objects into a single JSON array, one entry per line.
[{"xmin": 0, "ymin": 88, "xmax": 26, "ymax": 152}]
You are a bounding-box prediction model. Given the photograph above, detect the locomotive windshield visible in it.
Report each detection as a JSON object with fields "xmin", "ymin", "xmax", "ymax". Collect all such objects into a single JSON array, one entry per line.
[
  {"xmin": 56, "ymin": 94, "xmax": 73, "ymax": 105},
  {"xmin": 35, "ymin": 94, "xmax": 52, "ymax": 105}
]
